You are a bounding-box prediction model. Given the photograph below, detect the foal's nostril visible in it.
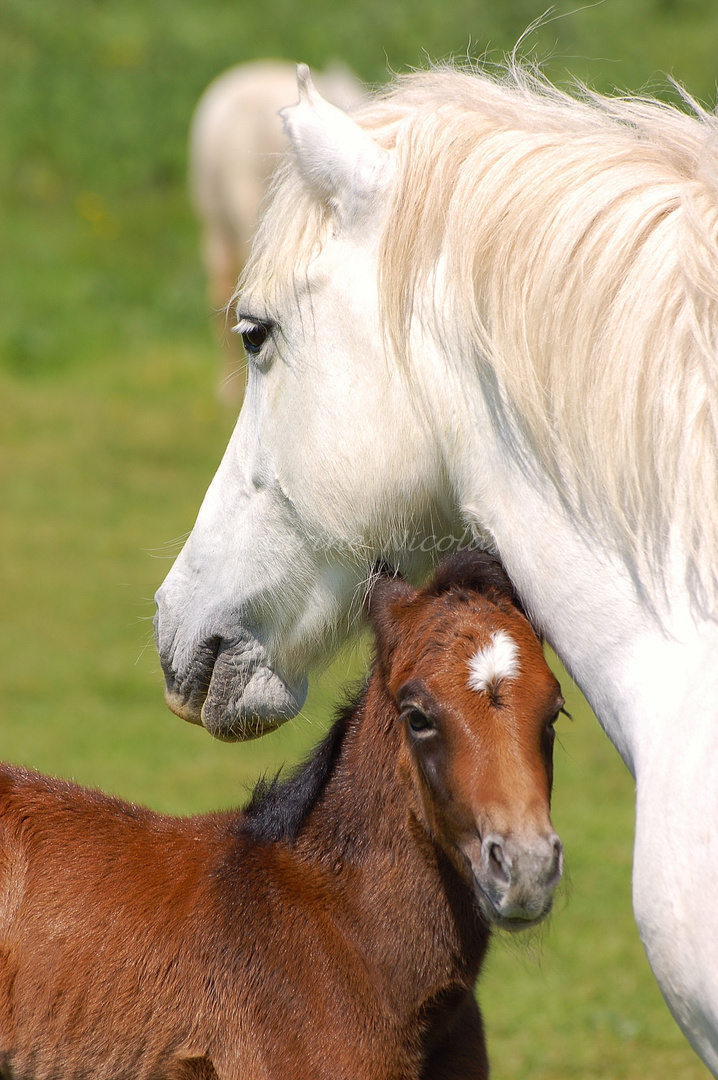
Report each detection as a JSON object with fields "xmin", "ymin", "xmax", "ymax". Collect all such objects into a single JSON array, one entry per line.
[
  {"xmin": 480, "ymin": 832, "xmax": 563, "ymax": 895},
  {"xmin": 485, "ymin": 838, "xmax": 511, "ymax": 887},
  {"xmin": 475, "ymin": 830, "xmax": 563, "ymax": 925},
  {"xmin": 546, "ymin": 834, "xmax": 564, "ymax": 888}
]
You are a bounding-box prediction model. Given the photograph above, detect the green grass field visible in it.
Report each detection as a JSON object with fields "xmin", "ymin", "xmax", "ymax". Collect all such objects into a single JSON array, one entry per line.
[{"xmin": 1, "ymin": 0, "xmax": 717, "ymax": 1075}]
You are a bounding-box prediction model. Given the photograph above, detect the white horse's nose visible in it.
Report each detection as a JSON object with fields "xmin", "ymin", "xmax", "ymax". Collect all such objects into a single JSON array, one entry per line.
[
  {"xmin": 154, "ymin": 584, "xmax": 308, "ymax": 740},
  {"xmin": 479, "ymin": 831, "xmax": 563, "ymax": 924}
]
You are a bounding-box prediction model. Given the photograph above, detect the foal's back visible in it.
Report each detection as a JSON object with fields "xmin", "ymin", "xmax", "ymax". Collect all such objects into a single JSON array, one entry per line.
[
  {"xmin": 0, "ymin": 765, "xmax": 403, "ymax": 1080},
  {"xmin": 0, "ymin": 766, "xmax": 235, "ymax": 1079}
]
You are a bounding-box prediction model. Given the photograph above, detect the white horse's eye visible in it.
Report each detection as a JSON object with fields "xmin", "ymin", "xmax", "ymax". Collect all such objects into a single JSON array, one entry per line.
[{"xmin": 234, "ymin": 318, "xmax": 274, "ymax": 358}]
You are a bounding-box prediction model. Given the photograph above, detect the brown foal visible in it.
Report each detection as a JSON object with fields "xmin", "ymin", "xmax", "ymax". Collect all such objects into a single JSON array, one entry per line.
[{"xmin": 0, "ymin": 551, "xmax": 563, "ymax": 1079}]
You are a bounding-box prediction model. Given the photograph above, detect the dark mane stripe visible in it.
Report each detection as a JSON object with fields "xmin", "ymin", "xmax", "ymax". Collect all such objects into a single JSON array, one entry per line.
[{"xmin": 239, "ymin": 695, "xmax": 361, "ymax": 844}]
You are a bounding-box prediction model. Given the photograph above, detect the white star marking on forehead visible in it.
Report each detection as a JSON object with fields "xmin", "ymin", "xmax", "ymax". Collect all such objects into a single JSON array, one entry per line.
[{"xmin": 467, "ymin": 631, "xmax": 520, "ymax": 694}]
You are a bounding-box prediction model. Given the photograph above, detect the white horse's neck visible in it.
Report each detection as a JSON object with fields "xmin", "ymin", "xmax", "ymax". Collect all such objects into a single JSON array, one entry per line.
[
  {"xmin": 491, "ymin": 459, "xmax": 718, "ymax": 1068},
  {"xmin": 399, "ymin": 307, "xmax": 718, "ymax": 1071},
  {"xmin": 432, "ymin": 366, "xmax": 718, "ymax": 784},
  {"xmin": 464, "ymin": 467, "xmax": 639, "ymax": 767}
]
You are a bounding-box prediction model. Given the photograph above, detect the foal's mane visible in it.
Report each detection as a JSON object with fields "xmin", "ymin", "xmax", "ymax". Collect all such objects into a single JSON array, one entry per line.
[
  {"xmin": 242, "ymin": 62, "xmax": 718, "ymax": 612},
  {"xmin": 239, "ymin": 703, "xmax": 354, "ymax": 844}
]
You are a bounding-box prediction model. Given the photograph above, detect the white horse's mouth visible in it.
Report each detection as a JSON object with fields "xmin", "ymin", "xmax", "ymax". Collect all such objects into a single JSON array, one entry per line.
[{"xmin": 160, "ymin": 632, "xmax": 308, "ymax": 741}]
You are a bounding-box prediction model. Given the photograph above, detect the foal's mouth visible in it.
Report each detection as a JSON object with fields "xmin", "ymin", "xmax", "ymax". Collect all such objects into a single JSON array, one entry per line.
[
  {"xmin": 476, "ymin": 890, "xmax": 555, "ymax": 933},
  {"xmin": 464, "ymin": 839, "xmax": 562, "ymax": 933}
]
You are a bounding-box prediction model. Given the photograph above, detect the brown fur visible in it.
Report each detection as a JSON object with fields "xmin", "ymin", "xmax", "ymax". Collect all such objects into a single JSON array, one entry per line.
[{"xmin": 0, "ymin": 553, "xmax": 562, "ymax": 1079}]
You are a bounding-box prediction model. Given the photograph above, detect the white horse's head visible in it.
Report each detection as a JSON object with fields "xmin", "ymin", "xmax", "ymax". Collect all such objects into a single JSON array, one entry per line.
[
  {"xmin": 155, "ymin": 68, "xmax": 461, "ymax": 739},
  {"xmin": 156, "ymin": 64, "xmax": 718, "ymax": 741}
]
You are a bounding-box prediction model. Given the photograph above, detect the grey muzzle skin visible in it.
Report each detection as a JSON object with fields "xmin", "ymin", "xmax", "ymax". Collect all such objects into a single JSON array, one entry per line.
[
  {"xmin": 470, "ymin": 831, "xmax": 564, "ymax": 930},
  {"xmin": 155, "ymin": 616, "xmax": 307, "ymax": 741}
]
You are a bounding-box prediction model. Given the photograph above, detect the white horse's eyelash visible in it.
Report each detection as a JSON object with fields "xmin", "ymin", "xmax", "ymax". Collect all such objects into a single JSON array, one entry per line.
[{"xmin": 233, "ymin": 318, "xmax": 264, "ymax": 336}]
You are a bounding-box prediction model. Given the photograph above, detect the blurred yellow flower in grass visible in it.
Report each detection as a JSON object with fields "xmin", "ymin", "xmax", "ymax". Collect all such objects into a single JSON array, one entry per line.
[{"xmin": 76, "ymin": 192, "xmax": 120, "ymax": 240}]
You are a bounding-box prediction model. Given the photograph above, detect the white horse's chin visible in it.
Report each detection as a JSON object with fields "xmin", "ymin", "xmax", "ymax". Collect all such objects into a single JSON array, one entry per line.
[
  {"xmin": 204, "ymin": 666, "xmax": 308, "ymax": 741},
  {"xmin": 162, "ymin": 634, "xmax": 308, "ymax": 741}
]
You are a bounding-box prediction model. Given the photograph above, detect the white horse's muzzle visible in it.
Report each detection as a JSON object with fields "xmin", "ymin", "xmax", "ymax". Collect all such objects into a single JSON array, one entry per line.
[{"xmin": 155, "ymin": 611, "xmax": 307, "ymax": 740}]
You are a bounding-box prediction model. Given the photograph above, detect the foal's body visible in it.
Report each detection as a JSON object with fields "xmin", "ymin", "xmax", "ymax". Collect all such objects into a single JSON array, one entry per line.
[
  {"xmin": 0, "ymin": 724, "xmax": 483, "ymax": 1080},
  {"xmin": 0, "ymin": 555, "xmax": 562, "ymax": 1079}
]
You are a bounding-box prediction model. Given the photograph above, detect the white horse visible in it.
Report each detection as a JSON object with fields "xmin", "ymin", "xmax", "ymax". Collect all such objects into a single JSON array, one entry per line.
[
  {"xmin": 190, "ymin": 59, "xmax": 363, "ymax": 401},
  {"xmin": 156, "ymin": 65, "xmax": 718, "ymax": 1070}
]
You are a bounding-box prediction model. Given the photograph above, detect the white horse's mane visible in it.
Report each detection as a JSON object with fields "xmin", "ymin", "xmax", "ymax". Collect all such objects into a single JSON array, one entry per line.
[{"xmin": 242, "ymin": 64, "xmax": 718, "ymax": 612}]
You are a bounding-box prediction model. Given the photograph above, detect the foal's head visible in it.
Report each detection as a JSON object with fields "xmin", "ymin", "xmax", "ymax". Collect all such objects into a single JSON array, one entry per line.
[{"xmin": 369, "ymin": 551, "xmax": 564, "ymax": 929}]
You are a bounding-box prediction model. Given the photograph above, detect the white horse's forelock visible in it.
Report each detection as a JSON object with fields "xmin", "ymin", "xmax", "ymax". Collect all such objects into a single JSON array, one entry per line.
[{"xmin": 240, "ymin": 62, "xmax": 718, "ymax": 612}]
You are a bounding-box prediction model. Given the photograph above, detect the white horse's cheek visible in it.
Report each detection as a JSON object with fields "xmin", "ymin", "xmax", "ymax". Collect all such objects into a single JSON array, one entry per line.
[
  {"xmin": 260, "ymin": 254, "xmax": 444, "ymax": 548},
  {"xmin": 155, "ymin": 381, "xmax": 372, "ymax": 737}
]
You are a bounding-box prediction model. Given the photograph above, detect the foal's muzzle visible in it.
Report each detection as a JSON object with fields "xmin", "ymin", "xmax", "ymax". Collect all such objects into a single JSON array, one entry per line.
[{"xmin": 471, "ymin": 831, "xmax": 563, "ymax": 930}]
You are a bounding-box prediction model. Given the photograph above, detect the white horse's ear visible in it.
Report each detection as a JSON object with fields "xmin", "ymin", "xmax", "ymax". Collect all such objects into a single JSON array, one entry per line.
[{"xmin": 281, "ymin": 64, "xmax": 393, "ymax": 219}]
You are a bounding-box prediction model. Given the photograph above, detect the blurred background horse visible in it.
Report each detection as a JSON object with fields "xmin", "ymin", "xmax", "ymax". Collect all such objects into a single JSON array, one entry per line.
[{"xmin": 190, "ymin": 60, "xmax": 362, "ymax": 402}]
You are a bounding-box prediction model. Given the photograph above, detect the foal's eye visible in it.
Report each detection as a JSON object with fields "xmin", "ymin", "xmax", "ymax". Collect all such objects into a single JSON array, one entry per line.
[
  {"xmin": 545, "ymin": 704, "xmax": 568, "ymax": 740},
  {"xmin": 403, "ymin": 707, "xmax": 436, "ymax": 738},
  {"xmin": 235, "ymin": 318, "xmax": 273, "ymax": 357},
  {"xmin": 545, "ymin": 712, "xmax": 560, "ymax": 736},
  {"xmin": 550, "ymin": 703, "xmax": 570, "ymax": 728}
]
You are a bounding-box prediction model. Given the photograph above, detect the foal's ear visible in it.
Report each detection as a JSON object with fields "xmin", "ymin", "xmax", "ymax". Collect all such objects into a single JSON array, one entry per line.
[
  {"xmin": 365, "ymin": 566, "xmax": 416, "ymax": 658},
  {"xmin": 281, "ymin": 65, "xmax": 393, "ymax": 223}
]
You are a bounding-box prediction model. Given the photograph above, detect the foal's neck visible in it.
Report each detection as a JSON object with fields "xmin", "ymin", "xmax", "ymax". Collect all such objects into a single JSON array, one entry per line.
[
  {"xmin": 297, "ymin": 674, "xmax": 488, "ymax": 1000},
  {"xmin": 300, "ymin": 678, "xmax": 409, "ymax": 858}
]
